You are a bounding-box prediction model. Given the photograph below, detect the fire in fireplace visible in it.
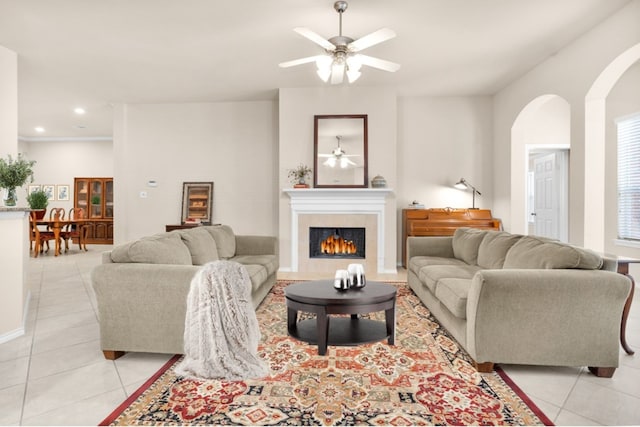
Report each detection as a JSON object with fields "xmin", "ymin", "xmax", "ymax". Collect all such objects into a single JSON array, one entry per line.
[{"xmin": 309, "ymin": 227, "xmax": 365, "ymax": 259}]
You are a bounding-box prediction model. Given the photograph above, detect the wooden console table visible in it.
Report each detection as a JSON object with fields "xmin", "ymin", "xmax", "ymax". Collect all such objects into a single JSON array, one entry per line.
[
  {"xmin": 401, "ymin": 208, "xmax": 502, "ymax": 267},
  {"xmin": 165, "ymin": 224, "xmax": 202, "ymax": 232}
]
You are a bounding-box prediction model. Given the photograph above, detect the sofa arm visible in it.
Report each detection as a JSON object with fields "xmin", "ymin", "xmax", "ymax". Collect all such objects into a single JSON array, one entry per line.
[
  {"xmin": 466, "ymin": 269, "xmax": 631, "ymax": 368},
  {"xmin": 407, "ymin": 236, "xmax": 454, "ymax": 259},
  {"xmin": 91, "ymin": 263, "xmax": 200, "ymax": 355},
  {"xmin": 235, "ymin": 235, "xmax": 278, "ymax": 256}
]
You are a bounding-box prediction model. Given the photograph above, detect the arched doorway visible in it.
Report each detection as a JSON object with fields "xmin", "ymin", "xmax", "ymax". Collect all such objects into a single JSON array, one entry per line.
[
  {"xmin": 511, "ymin": 95, "xmax": 571, "ymax": 238},
  {"xmin": 584, "ymin": 43, "xmax": 640, "ymax": 251}
]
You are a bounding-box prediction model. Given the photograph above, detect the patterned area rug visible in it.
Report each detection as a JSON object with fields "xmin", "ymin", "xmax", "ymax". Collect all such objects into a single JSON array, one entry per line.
[{"xmin": 101, "ymin": 281, "xmax": 552, "ymax": 426}]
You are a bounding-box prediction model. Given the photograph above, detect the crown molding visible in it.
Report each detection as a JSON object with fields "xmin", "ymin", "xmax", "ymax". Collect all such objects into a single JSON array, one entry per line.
[{"xmin": 18, "ymin": 136, "xmax": 112, "ymax": 142}]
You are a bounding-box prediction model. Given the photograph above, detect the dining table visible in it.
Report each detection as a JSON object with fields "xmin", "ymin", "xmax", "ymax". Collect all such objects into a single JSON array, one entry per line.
[{"xmin": 32, "ymin": 211, "xmax": 90, "ymax": 257}]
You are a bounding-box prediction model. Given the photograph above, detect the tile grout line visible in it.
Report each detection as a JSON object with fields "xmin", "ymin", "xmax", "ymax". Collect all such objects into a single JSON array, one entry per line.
[{"xmin": 20, "ymin": 262, "xmax": 45, "ymax": 426}]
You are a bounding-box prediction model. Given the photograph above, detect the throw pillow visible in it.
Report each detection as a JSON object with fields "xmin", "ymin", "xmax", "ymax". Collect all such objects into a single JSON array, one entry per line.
[
  {"xmin": 503, "ymin": 235, "xmax": 603, "ymax": 269},
  {"xmin": 452, "ymin": 227, "xmax": 487, "ymax": 265},
  {"xmin": 204, "ymin": 225, "xmax": 236, "ymax": 259},
  {"xmin": 179, "ymin": 227, "xmax": 219, "ymax": 265},
  {"xmin": 476, "ymin": 231, "xmax": 522, "ymax": 269},
  {"xmin": 110, "ymin": 232, "xmax": 192, "ymax": 265}
]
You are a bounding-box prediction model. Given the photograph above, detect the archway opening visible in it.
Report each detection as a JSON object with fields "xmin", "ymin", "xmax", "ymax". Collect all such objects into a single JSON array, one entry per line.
[
  {"xmin": 511, "ymin": 95, "xmax": 570, "ymax": 237},
  {"xmin": 584, "ymin": 43, "xmax": 640, "ymax": 251}
]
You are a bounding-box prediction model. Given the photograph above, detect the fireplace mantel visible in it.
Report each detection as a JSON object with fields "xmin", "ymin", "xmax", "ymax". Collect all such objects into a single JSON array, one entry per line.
[{"xmin": 283, "ymin": 188, "xmax": 393, "ymax": 273}]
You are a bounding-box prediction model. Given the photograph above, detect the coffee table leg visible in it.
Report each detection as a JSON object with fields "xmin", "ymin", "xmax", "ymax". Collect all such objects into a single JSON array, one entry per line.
[
  {"xmin": 386, "ymin": 304, "xmax": 396, "ymax": 345},
  {"xmin": 287, "ymin": 307, "xmax": 297, "ymax": 335},
  {"xmin": 317, "ymin": 309, "xmax": 329, "ymax": 355}
]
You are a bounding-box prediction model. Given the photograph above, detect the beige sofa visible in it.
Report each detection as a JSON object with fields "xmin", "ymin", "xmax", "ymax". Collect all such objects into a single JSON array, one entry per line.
[
  {"xmin": 91, "ymin": 225, "xmax": 278, "ymax": 360},
  {"xmin": 407, "ymin": 227, "xmax": 631, "ymax": 377}
]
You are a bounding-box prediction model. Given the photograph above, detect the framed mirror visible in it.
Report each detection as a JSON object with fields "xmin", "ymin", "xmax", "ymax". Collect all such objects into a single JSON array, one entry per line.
[{"xmin": 314, "ymin": 114, "xmax": 368, "ymax": 188}]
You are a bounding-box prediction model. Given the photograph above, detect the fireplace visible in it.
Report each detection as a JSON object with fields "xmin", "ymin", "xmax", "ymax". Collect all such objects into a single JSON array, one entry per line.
[
  {"xmin": 283, "ymin": 188, "xmax": 394, "ymax": 274},
  {"xmin": 309, "ymin": 227, "xmax": 365, "ymax": 259}
]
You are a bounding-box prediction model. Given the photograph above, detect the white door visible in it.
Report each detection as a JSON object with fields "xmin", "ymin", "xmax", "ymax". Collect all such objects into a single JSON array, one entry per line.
[{"xmin": 531, "ymin": 151, "xmax": 568, "ymax": 241}]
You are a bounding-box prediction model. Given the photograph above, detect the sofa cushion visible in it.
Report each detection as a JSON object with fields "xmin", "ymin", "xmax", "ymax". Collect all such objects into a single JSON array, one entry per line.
[
  {"xmin": 418, "ymin": 264, "xmax": 481, "ymax": 294},
  {"xmin": 231, "ymin": 254, "xmax": 278, "ymax": 277},
  {"xmin": 408, "ymin": 256, "xmax": 469, "ymax": 276},
  {"xmin": 179, "ymin": 227, "xmax": 219, "ymax": 265},
  {"xmin": 477, "ymin": 231, "xmax": 522, "ymax": 269},
  {"xmin": 435, "ymin": 278, "xmax": 472, "ymax": 319},
  {"xmin": 452, "ymin": 228, "xmax": 488, "ymax": 265},
  {"xmin": 204, "ymin": 225, "xmax": 236, "ymax": 259},
  {"xmin": 110, "ymin": 233, "xmax": 192, "ymax": 265},
  {"xmin": 242, "ymin": 264, "xmax": 269, "ymax": 292},
  {"xmin": 503, "ymin": 235, "xmax": 603, "ymax": 270}
]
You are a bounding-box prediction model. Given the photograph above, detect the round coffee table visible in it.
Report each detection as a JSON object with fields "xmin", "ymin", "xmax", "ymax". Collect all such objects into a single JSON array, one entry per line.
[{"xmin": 285, "ymin": 280, "xmax": 397, "ymax": 355}]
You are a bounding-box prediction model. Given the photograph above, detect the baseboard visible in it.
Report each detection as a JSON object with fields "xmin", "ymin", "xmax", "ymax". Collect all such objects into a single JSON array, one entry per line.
[
  {"xmin": 0, "ymin": 327, "xmax": 25, "ymax": 344},
  {"xmin": 0, "ymin": 290, "xmax": 30, "ymax": 344}
]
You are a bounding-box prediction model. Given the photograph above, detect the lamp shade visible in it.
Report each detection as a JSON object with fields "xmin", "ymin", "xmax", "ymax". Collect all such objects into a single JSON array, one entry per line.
[{"xmin": 454, "ymin": 178, "xmax": 468, "ymax": 190}]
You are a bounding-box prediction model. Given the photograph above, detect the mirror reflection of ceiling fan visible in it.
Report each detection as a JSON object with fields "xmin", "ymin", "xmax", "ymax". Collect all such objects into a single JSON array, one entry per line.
[
  {"xmin": 319, "ymin": 136, "xmax": 358, "ymax": 168},
  {"xmin": 279, "ymin": 1, "xmax": 400, "ymax": 84}
]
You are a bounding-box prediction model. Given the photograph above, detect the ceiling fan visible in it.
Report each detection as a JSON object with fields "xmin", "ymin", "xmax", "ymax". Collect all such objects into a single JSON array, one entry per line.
[
  {"xmin": 318, "ymin": 135, "xmax": 358, "ymax": 168},
  {"xmin": 279, "ymin": 1, "xmax": 400, "ymax": 84}
]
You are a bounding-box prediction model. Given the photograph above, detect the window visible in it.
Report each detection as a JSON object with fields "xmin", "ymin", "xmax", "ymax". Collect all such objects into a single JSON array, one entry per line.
[{"xmin": 617, "ymin": 113, "xmax": 640, "ymax": 241}]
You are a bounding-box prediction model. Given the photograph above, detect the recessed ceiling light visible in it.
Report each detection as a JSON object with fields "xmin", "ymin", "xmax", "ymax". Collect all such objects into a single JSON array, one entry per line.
[
  {"xmin": 34, "ymin": 126, "xmax": 45, "ymax": 133},
  {"xmin": 74, "ymin": 107, "xmax": 86, "ymax": 115}
]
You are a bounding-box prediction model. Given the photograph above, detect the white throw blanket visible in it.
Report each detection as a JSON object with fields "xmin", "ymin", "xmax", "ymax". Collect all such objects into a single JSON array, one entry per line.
[{"xmin": 175, "ymin": 260, "xmax": 269, "ymax": 380}]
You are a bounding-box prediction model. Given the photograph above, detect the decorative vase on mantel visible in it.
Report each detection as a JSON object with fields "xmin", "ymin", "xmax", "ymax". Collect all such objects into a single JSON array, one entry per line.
[{"xmin": 3, "ymin": 187, "xmax": 17, "ymax": 207}]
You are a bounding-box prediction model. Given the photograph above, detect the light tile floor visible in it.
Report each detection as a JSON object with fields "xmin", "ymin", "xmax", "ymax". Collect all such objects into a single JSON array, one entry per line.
[{"xmin": 1, "ymin": 247, "xmax": 639, "ymax": 425}]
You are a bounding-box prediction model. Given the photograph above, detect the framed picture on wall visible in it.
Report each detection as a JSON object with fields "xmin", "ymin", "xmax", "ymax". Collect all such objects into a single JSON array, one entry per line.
[
  {"xmin": 181, "ymin": 182, "xmax": 214, "ymax": 224},
  {"xmin": 57, "ymin": 185, "xmax": 70, "ymax": 201},
  {"xmin": 42, "ymin": 185, "xmax": 55, "ymax": 201},
  {"xmin": 28, "ymin": 185, "xmax": 41, "ymax": 195}
]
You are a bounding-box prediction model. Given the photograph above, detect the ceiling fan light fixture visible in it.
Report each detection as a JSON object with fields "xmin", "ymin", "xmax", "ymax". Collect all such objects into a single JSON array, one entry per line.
[
  {"xmin": 280, "ymin": 1, "xmax": 399, "ymax": 84},
  {"xmin": 330, "ymin": 62, "xmax": 345, "ymax": 84},
  {"xmin": 346, "ymin": 68, "xmax": 361, "ymax": 83},
  {"xmin": 324, "ymin": 157, "xmax": 337, "ymax": 167},
  {"xmin": 346, "ymin": 55, "xmax": 362, "ymax": 71},
  {"xmin": 317, "ymin": 67, "xmax": 331, "ymax": 82}
]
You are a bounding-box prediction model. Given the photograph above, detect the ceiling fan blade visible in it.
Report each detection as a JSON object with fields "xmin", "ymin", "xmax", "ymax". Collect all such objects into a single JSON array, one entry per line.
[
  {"xmin": 294, "ymin": 27, "xmax": 335, "ymax": 51},
  {"xmin": 348, "ymin": 28, "xmax": 396, "ymax": 52},
  {"xmin": 358, "ymin": 54, "xmax": 401, "ymax": 72},
  {"xmin": 278, "ymin": 55, "xmax": 324, "ymax": 68}
]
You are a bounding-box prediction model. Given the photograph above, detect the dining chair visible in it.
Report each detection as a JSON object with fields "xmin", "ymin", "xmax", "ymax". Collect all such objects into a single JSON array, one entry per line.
[
  {"xmin": 29, "ymin": 211, "xmax": 56, "ymax": 256},
  {"xmin": 61, "ymin": 207, "xmax": 88, "ymax": 252},
  {"xmin": 49, "ymin": 207, "xmax": 65, "ymax": 221}
]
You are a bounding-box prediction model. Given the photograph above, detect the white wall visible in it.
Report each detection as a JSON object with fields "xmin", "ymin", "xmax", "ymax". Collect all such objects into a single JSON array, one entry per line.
[
  {"xmin": 0, "ymin": 45, "xmax": 17, "ymax": 159},
  {"xmin": 113, "ymin": 101, "xmax": 278, "ymax": 243},
  {"xmin": 19, "ymin": 139, "xmax": 113, "ymax": 212},
  {"xmin": 397, "ymin": 96, "xmax": 493, "ymax": 208},
  {"xmin": 397, "ymin": 96, "xmax": 494, "ymax": 255},
  {"xmin": 278, "ymin": 87, "xmax": 398, "ymax": 271},
  {"xmin": 493, "ymin": 0, "xmax": 640, "ymax": 244}
]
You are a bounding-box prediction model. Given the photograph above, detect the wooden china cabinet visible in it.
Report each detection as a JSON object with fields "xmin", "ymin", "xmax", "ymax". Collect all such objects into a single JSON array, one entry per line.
[{"xmin": 74, "ymin": 177, "xmax": 114, "ymax": 244}]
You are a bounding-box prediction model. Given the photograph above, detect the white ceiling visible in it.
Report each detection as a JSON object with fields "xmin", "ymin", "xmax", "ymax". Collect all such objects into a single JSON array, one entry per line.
[{"xmin": 0, "ymin": 0, "xmax": 630, "ymax": 139}]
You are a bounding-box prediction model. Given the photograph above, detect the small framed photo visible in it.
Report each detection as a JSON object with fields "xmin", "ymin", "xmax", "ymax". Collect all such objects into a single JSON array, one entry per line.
[
  {"xmin": 42, "ymin": 185, "xmax": 55, "ymax": 201},
  {"xmin": 181, "ymin": 182, "xmax": 214, "ymax": 224},
  {"xmin": 28, "ymin": 185, "xmax": 41, "ymax": 195},
  {"xmin": 57, "ymin": 185, "xmax": 70, "ymax": 201}
]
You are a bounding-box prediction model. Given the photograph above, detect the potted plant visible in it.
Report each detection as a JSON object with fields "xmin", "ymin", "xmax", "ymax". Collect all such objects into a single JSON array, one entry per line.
[
  {"xmin": 288, "ymin": 164, "xmax": 313, "ymax": 188},
  {"xmin": 27, "ymin": 189, "xmax": 49, "ymax": 219},
  {"xmin": 91, "ymin": 195, "xmax": 101, "ymax": 205},
  {"xmin": 0, "ymin": 154, "xmax": 36, "ymax": 206}
]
